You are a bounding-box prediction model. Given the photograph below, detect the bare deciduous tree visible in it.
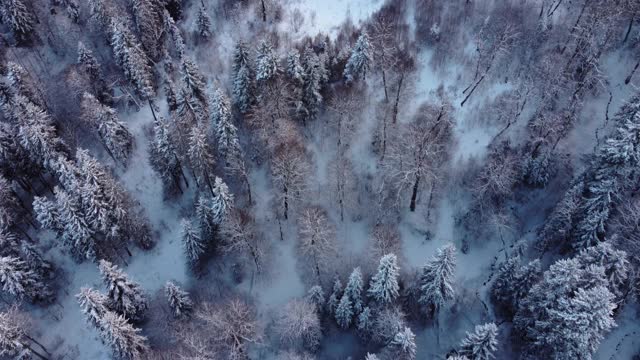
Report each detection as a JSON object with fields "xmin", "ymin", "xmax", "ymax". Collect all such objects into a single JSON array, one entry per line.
[{"xmin": 297, "ymin": 206, "xmax": 336, "ymax": 280}]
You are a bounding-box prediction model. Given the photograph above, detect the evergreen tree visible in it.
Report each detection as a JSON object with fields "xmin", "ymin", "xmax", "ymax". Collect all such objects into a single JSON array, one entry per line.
[
  {"xmin": 491, "ymin": 257, "xmax": 541, "ymax": 316},
  {"xmin": 0, "ymin": 307, "xmax": 35, "ymax": 359},
  {"xmin": 0, "ymin": 0, "xmax": 35, "ymax": 42},
  {"xmin": 286, "ymin": 50, "xmax": 304, "ymax": 83},
  {"xmin": 327, "ymin": 277, "xmax": 342, "ymax": 315},
  {"xmin": 55, "ymin": 187, "xmax": 96, "ymax": 261},
  {"xmin": 81, "ymin": 93, "xmax": 134, "ymax": 165},
  {"xmin": 196, "ymin": 5, "xmax": 212, "ymax": 40},
  {"xmin": 344, "ymin": 267, "xmax": 364, "ymax": 314},
  {"xmin": 7, "ymin": 62, "xmax": 45, "ymax": 106},
  {"xmin": 210, "ymin": 88, "xmax": 239, "ymax": 162},
  {"xmin": 514, "ymin": 258, "xmax": 616, "ymax": 359},
  {"xmin": 99, "ymin": 311, "xmax": 149, "ymax": 360},
  {"xmin": 300, "ymin": 47, "xmax": 323, "ymax": 123},
  {"xmin": 188, "ymin": 127, "xmax": 215, "ymax": 194},
  {"xmin": 181, "ymin": 57, "xmax": 207, "ymax": 104},
  {"xmin": 149, "ymin": 116, "xmax": 185, "ymax": 193},
  {"xmin": 163, "ymin": 8, "xmax": 185, "ymax": 56},
  {"xmin": 306, "ymin": 285, "xmax": 325, "ymax": 310},
  {"xmin": 78, "ymin": 42, "xmax": 102, "ymax": 78},
  {"xmin": 344, "ymin": 33, "xmax": 372, "ymax": 82},
  {"xmin": 0, "ymin": 256, "xmax": 52, "ymax": 303},
  {"xmin": 256, "ymin": 40, "xmax": 278, "ymax": 82},
  {"xmin": 578, "ymin": 242, "xmax": 630, "ymax": 301},
  {"xmin": 335, "ymin": 293, "xmax": 353, "ymax": 328},
  {"xmin": 99, "ymin": 260, "xmax": 148, "ymax": 322},
  {"xmin": 389, "ymin": 327, "xmax": 417, "ymax": 360},
  {"xmin": 232, "ymin": 41, "xmax": 254, "ymax": 113},
  {"xmin": 365, "ymin": 354, "xmax": 380, "ymax": 360},
  {"xmin": 368, "ymin": 253, "xmax": 400, "ymax": 305},
  {"xmin": 109, "ymin": 19, "xmax": 155, "ymax": 99},
  {"xmin": 164, "ymin": 281, "xmax": 193, "ymax": 318},
  {"xmin": 356, "ymin": 306, "xmax": 373, "ymax": 339},
  {"xmin": 180, "ymin": 218, "xmax": 205, "ymax": 265},
  {"xmin": 77, "ymin": 287, "xmax": 109, "ymax": 327},
  {"xmin": 418, "ymin": 244, "xmax": 456, "ymax": 313},
  {"xmin": 458, "ymin": 323, "xmax": 498, "ymax": 360},
  {"xmin": 130, "ymin": 0, "xmax": 164, "ymax": 60}
]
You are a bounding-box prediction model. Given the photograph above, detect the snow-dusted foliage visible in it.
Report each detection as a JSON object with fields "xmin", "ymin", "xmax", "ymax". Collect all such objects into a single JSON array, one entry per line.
[
  {"xmin": 196, "ymin": 5, "xmax": 212, "ymax": 40},
  {"xmin": 98, "ymin": 260, "xmax": 148, "ymax": 322},
  {"xmin": 180, "ymin": 218, "xmax": 205, "ymax": 265},
  {"xmin": 491, "ymin": 257, "xmax": 541, "ymax": 316},
  {"xmin": 344, "ymin": 33, "xmax": 372, "ymax": 82},
  {"xmin": 108, "ymin": 19, "xmax": 155, "ymax": 98},
  {"xmin": 458, "ymin": 323, "xmax": 498, "ymax": 360},
  {"xmin": 256, "ymin": 40, "xmax": 279, "ymax": 82},
  {"xmin": 275, "ymin": 299, "xmax": 322, "ymax": 351},
  {"xmin": 0, "ymin": 0, "xmax": 35, "ymax": 42},
  {"xmin": 77, "ymin": 287, "xmax": 109, "ymax": 327},
  {"xmin": 297, "ymin": 206, "xmax": 336, "ymax": 279},
  {"xmin": 388, "ymin": 327, "xmax": 417, "ymax": 360},
  {"xmin": 164, "ymin": 281, "xmax": 193, "ymax": 318},
  {"xmin": 99, "ymin": 311, "xmax": 149, "ymax": 359},
  {"xmin": 232, "ymin": 41, "xmax": 255, "ymax": 113},
  {"xmin": 368, "ymin": 253, "xmax": 400, "ymax": 305},
  {"xmin": 418, "ymin": 243, "xmax": 456, "ymax": 313}
]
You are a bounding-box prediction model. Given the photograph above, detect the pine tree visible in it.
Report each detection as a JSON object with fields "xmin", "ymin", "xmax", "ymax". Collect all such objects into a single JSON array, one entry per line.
[
  {"xmin": 180, "ymin": 57, "xmax": 207, "ymax": 104},
  {"xmin": 0, "ymin": 256, "xmax": 51, "ymax": 302},
  {"xmin": 300, "ymin": 47, "xmax": 323, "ymax": 123},
  {"xmin": 335, "ymin": 293, "xmax": 353, "ymax": 328},
  {"xmin": 99, "ymin": 260, "xmax": 148, "ymax": 322},
  {"xmin": 578, "ymin": 242, "xmax": 630, "ymax": 301},
  {"xmin": 459, "ymin": 323, "xmax": 498, "ymax": 360},
  {"xmin": 188, "ymin": 127, "xmax": 215, "ymax": 194},
  {"xmin": 81, "ymin": 93, "xmax": 134, "ymax": 165},
  {"xmin": 389, "ymin": 327, "xmax": 417, "ymax": 360},
  {"xmin": 256, "ymin": 40, "xmax": 278, "ymax": 82},
  {"xmin": 327, "ymin": 277, "xmax": 342, "ymax": 315},
  {"xmin": 418, "ymin": 244, "xmax": 456, "ymax": 312},
  {"xmin": 77, "ymin": 287, "xmax": 109, "ymax": 327},
  {"xmin": 491, "ymin": 257, "xmax": 541, "ymax": 316},
  {"xmin": 210, "ymin": 88, "xmax": 239, "ymax": 162},
  {"xmin": 195, "ymin": 177, "xmax": 233, "ymax": 235},
  {"xmin": 286, "ymin": 50, "xmax": 304, "ymax": 83},
  {"xmin": 164, "ymin": 281, "xmax": 193, "ymax": 318},
  {"xmin": 196, "ymin": 5, "xmax": 212, "ymax": 40},
  {"xmin": 109, "ymin": 19, "xmax": 155, "ymax": 99},
  {"xmin": 130, "ymin": 0, "xmax": 164, "ymax": 60},
  {"xmin": 344, "ymin": 267, "xmax": 364, "ymax": 314},
  {"xmin": 232, "ymin": 41, "xmax": 254, "ymax": 113},
  {"xmin": 163, "ymin": 9, "xmax": 185, "ymax": 56},
  {"xmin": 55, "ymin": 187, "xmax": 96, "ymax": 261},
  {"xmin": 514, "ymin": 258, "xmax": 617, "ymax": 359},
  {"xmin": 149, "ymin": 116, "xmax": 185, "ymax": 193},
  {"xmin": 0, "ymin": 0, "xmax": 35, "ymax": 42},
  {"xmin": 180, "ymin": 218, "xmax": 205, "ymax": 265},
  {"xmin": 344, "ymin": 33, "xmax": 372, "ymax": 82},
  {"xmin": 306, "ymin": 285, "xmax": 325, "ymax": 310},
  {"xmin": 99, "ymin": 311, "xmax": 149, "ymax": 360},
  {"xmin": 368, "ymin": 253, "xmax": 400, "ymax": 305},
  {"xmin": 356, "ymin": 306, "xmax": 373, "ymax": 339}
]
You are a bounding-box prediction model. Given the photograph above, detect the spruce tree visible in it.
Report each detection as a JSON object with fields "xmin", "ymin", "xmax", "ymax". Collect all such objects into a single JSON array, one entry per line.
[
  {"xmin": 327, "ymin": 277, "xmax": 342, "ymax": 315},
  {"xmin": 356, "ymin": 306, "xmax": 373, "ymax": 339},
  {"xmin": 335, "ymin": 293, "xmax": 353, "ymax": 328},
  {"xmin": 165, "ymin": 281, "xmax": 193, "ymax": 318},
  {"xmin": 418, "ymin": 244, "xmax": 456, "ymax": 313},
  {"xmin": 344, "ymin": 267, "xmax": 364, "ymax": 314},
  {"xmin": 99, "ymin": 311, "xmax": 149, "ymax": 360},
  {"xmin": 109, "ymin": 19, "xmax": 156, "ymax": 99},
  {"xmin": 180, "ymin": 219, "xmax": 205, "ymax": 265},
  {"xmin": 77, "ymin": 42, "xmax": 102, "ymax": 80},
  {"xmin": 130, "ymin": 0, "xmax": 164, "ymax": 60},
  {"xmin": 256, "ymin": 40, "xmax": 278, "ymax": 82},
  {"xmin": 196, "ymin": 5, "xmax": 212, "ymax": 40},
  {"xmin": 0, "ymin": 0, "xmax": 35, "ymax": 42},
  {"xmin": 368, "ymin": 253, "xmax": 400, "ymax": 305},
  {"xmin": 149, "ymin": 116, "xmax": 184, "ymax": 193},
  {"xmin": 77, "ymin": 287, "xmax": 109, "ymax": 327},
  {"xmin": 210, "ymin": 88, "xmax": 239, "ymax": 162},
  {"xmin": 491, "ymin": 257, "xmax": 541, "ymax": 316},
  {"xmin": 306, "ymin": 285, "xmax": 325, "ymax": 310},
  {"xmin": 99, "ymin": 260, "xmax": 148, "ymax": 322},
  {"xmin": 458, "ymin": 323, "xmax": 498, "ymax": 360},
  {"xmin": 55, "ymin": 187, "xmax": 96, "ymax": 261},
  {"xmin": 181, "ymin": 57, "xmax": 207, "ymax": 104},
  {"xmin": 286, "ymin": 50, "xmax": 304, "ymax": 83},
  {"xmin": 232, "ymin": 41, "xmax": 254, "ymax": 113},
  {"xmin": 188, "ymin": 127, "xmax": 215, "ymax": 194},
  {"xmin": 0, "ymin": 256, "xmax": 52, "ymax": 303},
  {"xmin": 344, "ymin": 33, "xmax": 372, "ymax": 82},
  {"xmin": 389, "ymin": 327, "xmax": 417, "ymax": 360},
  {"xmin": 300, "ymin": 47, "xmax": 323, "ymax": 123}
]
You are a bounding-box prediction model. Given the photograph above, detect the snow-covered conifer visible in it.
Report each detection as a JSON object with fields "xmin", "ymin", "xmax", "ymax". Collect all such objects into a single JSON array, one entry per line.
[
  {"xmin": 491, "ymin": 257, "xmax": 541, "ymax": 315},
  {"xmin": 195, "ymin": 177, "xmax": 233, "ymax": 234},
  {"xmin": 232, "ymin": 41, "xmax": 254, "ymax": 113},
  {"xmin": 306, "ymin": 285, "xmax": 325, "ymax": 310},
  {"xmin": 78, "ymin": 42, "xmax": 102, "ymax": 79},
  {"xmin": 7, "ymin": 63, "xmax": 45, "ymax": 107},
  {"xmin": 0, "ymin": 256, "xmax": 51, "ymax": 302},
  {"xmin": 368, "ymin": 253, "xmax": 400, "ymax": 305},
  {"xmin": 181, "ymin": 57, "xmax": 207, "ymax": 104},
  {"xmin": 55, "ymin": 187, "xmax": 96, "ymax": 261},
  {"xmin": 327, "ymin": 277, "xmax": 342, "ymax": 315},
  {"xmin": 77, "ymin": 287, "xmax": 109, "ymax": 327},
  {"xmin": 357, "ymin": 306, "xmax": 373, "ymax": 339},
  {"xmin": 99, "ymin": 260, "xmax": 148, "ymax": 322},
  {"xmin": 418, "ymin": 244, "xmax": 456, "ymax": 312},
  {"xmin": 188, "ymin": 127, "xmax": 215, "ymax": 194},
  {"xmin": 0, "ymin": 306, "xmax": 35, "ymax": 358},
  {"xmin": 335, "ymin": 293, "xmax": 353, "ymax": 328},
  {"xmin": 99, "ymin": 311, "xmax": 149, "ymax": 360},
  {"xmin": 344, "ymin": 267, "xmax": 364, "ymax": 314},
  {"xmin": 389, "ymin": 327, "xmax": 417, "ymax": 360},
  {"xmin": 256, "ymin": 40, "xmax": 278, "ymax": 82},
  {"xmin": 109, "ymin": 19, "xmax": 155, "ymax": 98},
  {"xmin": 458, "ymin": 323, "xmax": 498, "ymax": 360},
  {"xmin": 344, "ymin": 33, "xmax": 372, "ymax": 82},
  {"xmin": 81, "ymin": 93, "xmax": 134, "ymax": 165},
  {"xmin": 365, "ymin": 354, "xmax": 380, "ymax": 360},
  {"xmin": 578, "ymin": 242, "xmax": 630, "ymax": 300},
  {"xmin": 0, "ymin": 0, "xmax": 35, "ymax": 42},
  {"xmin": 196, "ymin": 5, "xmax": 212, "ymax": 39},
  {"xmin": 149, "ymin": 116, "xmax": 185, "ymax": 192},
  {"xmin": 210, "ymin": 89, "xmax": 239, "ymax": 162},
  {"xmin": 130, "ymin": 0, "xmax": 164, "ymax": 60},
  {"xmin": 165, "ymin": 281, "xmax": 193, "ymax": 318},
  {"xmin": 300, "ymin": 47, "xmax": 323, "ymax": 122},
  {"xmin": 180, "ymin": 218, "xmax": 205, "ymax": 265},
  {"xmin": 286, "ymin": 50, "xmax": 304, "ymax": 83}
]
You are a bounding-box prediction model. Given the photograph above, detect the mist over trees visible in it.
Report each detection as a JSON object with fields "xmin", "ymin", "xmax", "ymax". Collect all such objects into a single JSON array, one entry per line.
[{"xmin": 0, "ymin": 0, "xmax": 638, "ymax": 359}]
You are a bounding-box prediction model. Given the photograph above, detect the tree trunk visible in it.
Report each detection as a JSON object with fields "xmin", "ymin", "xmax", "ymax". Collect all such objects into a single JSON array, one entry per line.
[
  {"xmin": 560, "ymin": 0, "xmax": 589, "ymax": 54},
  {"xmin": 261, "ymin": 0, "xmax": 267, "ymax": 22},
  {"xmin": 24, "ymin": 344, "xmax": 48, "ymax": 360},
  {"xmin": 392, "ymin": 73, "xmax": 404, "ymax": 124},
  {"xmin": 382, "ymin": 69, "xmax": 389, "ymax": 102},
  {"xmin": 625, "ymin": 60, "xmax": 640, "ymax": 85},
  {"xmin": 460, "ymin": 74, "xmax": 485, "ymax": 107},
  {"xmin": 25, "ymin": 335, "xmax": 50, "ymax": 355},
  {"xmin": 283, "ymin": 184, "xmax": 289, "ymax": 220},
  {"xmin": 244, "ymin": 174, "xmax": 253, "ymax": 204},
  {"xmin": 426, "ymin": 183, "xmax": 435, "ymax": 222},
  {"xmin": 409, "ymin": 175, "xmax": 420, "ymax": 212},
  {"xmin": 623, "ymin": 15, "xmax": 635, "ymax": 43}
]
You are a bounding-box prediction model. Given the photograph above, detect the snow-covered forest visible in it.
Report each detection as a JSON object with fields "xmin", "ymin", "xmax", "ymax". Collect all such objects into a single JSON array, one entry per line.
[{"xmin": 0, "ymin": 0, "xmax": 639, "ymax": 358}]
